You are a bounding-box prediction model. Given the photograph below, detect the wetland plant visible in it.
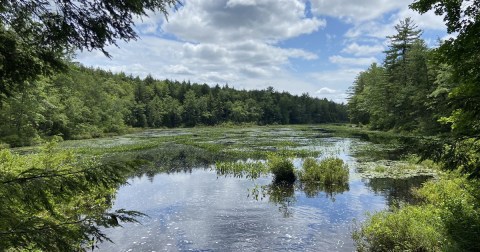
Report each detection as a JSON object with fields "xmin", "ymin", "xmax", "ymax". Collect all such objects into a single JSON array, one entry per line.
[
  {"xmin": 267, "ymin": 153, "xmax": 296, "ymax": 183},
  {"xmin": 353, "ymin": 174, "xmax": 480, "ymax": 252},
  {"xmin": 300, "ymin": 157, "xmax": 349, "ymax": 186}
]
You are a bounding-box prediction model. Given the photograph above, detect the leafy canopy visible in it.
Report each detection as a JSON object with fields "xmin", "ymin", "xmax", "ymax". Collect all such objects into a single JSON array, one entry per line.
[{"xmin": 0, "ymin": 0, "xmax": 178, "ymax": 98}]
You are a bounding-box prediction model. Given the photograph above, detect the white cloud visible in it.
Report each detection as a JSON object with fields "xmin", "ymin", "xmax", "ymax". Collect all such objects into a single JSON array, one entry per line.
[
  {"xmin": 76, "ymin": 35, "xmax": 318, "ymax": 84},
  {"xmin": 316, "ymin": 87, "xmax": 337, "ymax": 94},
  {"xmin": 226, "ymin": 0, "xmax": 257, "ymax": 7},
  {"xmin": 329, "ymin": 55, "xmax": 377, "ymax": 67},
  {"xmin": 309, "ymin": 68, "xmax": 363, "ymax": 102},
  {"xmin": 308, "ymin": 0, "xmax": 447, "ymax": 48},
  {"xmin": 342, "ymin": 43, "xmax": 385, "ymax": 56},
  {"xmin": 163, "ymin": 0, "xmax": 325, "ymax": 43},
  {"xmin": 75, "ymin": 0, "xmax": 449, "ymax": 106}
]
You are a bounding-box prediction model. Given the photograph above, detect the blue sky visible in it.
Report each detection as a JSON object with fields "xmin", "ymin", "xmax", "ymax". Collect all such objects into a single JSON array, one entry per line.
[{"xmin": 76, "ymin": 0, "xmax": 449, "ymax": 103}]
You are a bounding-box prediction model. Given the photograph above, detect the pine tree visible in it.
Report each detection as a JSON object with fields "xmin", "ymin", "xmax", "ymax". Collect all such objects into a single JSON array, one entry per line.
[{"xmin": 384, "ymin": 17, "xmax": 423, "ymax": 70}]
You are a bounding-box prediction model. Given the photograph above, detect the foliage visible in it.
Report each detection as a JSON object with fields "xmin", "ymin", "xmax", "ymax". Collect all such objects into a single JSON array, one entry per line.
[
  {"xmin": 418, "ymin": 137, "xmax": 480, "ymax": 177},
  {"xmin": 0, "ymin": 0, "xmax": 178, "ymax": 99},
  {"xmin": 411, "ymin": 0, "xmax": 480, "ymax": 137},
  {"xmin": 0, "ymin": 64, "xmax": 348, "ymax": 147},
  {"xmin": 348, "ymin": 18, "xmax": 439, "ymax": 132},
  {"xmin": 267, "ymin": 153, "xmax": 296, "ymax": 183},
  {"xmin": 353, "ymin": 173, "xmax": 480, "ymax": 251},
  {"xmin": 347, "ymin": 13, "xmax": 480, "ymax": 179},
  {"xmin": 300, "ymin": 157, "xmax": 348, "ymax": 185},
  {"xmin": 0, "ymin": 140, "xmax": 140, "ymax": 251},
  {"xmin": 353, "ymin": 205, "xmax": 447, "ymax": 252}
]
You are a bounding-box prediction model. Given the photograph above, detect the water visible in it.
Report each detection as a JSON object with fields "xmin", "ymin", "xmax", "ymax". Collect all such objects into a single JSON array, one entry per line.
[{"xmin": 97, "ymin": 138, "xmax": 429, "ymax": 251}]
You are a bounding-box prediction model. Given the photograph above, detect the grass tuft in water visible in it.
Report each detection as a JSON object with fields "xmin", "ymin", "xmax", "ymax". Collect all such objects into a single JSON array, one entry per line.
[
  {"xmin": 267, "ymin": 153, "xmax": 296, "ymax": 183},
  {"xmin": 300, "ymin": 157, "xmax": 349, "ymax": 186},
  {"xmin": 215, "ymin": 160, "xmax": 268, "ymax": 179}
]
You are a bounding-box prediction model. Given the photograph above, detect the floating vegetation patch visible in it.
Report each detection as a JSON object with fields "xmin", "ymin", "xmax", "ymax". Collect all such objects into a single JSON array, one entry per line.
[{"xmin": 356, "ymin": 156, "xmax": 439, "ymax": 179}]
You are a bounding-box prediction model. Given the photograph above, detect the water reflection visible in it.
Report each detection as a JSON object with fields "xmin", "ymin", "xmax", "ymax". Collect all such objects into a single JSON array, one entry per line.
[
  {"xmin": 97, "ymin": 137, "xmax": 433, "ymax": 251},
  {"xmin": 255, "ymin": 182, "xmax": 296, "ymax": 218},
  {"xmin": 301, "ymin": 181, "xmax": 349, "ymax": 200},
  {"xmin": 364, "ymin": 175, "xmax": 432, "ymax": 207}
]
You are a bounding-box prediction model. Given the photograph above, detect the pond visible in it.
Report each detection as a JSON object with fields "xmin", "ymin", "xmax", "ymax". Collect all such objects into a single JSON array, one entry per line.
[{"xmin": 93, "ymin": 129, "xmax": 431, "ymax": 252}]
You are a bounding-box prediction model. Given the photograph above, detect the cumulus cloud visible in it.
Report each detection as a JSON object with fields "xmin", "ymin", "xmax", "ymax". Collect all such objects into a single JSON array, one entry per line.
[
  {"xmin": 309, "ymin": 0, "xmax": 446, "ymax": 48},
  {"xmin": 329, "ymin": 55, "xmax": 377, "ymax": 67},
  {"xmin": 76, "ymin": 36, "xmax": 318, "ymax": 84},
  {"xmin": 163, "ymin": 0, "xmax": 325, "ymax": 43},
  {"xmin": 75, "ymin": 0, "xmax": 448, "ymax": 105},
  {"xmin": 342, "ymin": 43, "xmax": 385, "ymax": 56},
  {"xmin": 309, "ymin": 68, "xmax": 364, "ymax": 102}
]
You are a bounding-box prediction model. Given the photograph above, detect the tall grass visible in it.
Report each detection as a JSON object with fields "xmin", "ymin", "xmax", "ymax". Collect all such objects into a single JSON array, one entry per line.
[{"xmin": 300, "ymin": 157, "xmax": 348, "ymax": 185}]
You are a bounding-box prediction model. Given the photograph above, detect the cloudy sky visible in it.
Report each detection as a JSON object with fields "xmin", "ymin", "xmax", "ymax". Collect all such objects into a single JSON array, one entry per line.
[{"xmin": 76, "ymin": 0, "xmax": 448, "ymax": 103}]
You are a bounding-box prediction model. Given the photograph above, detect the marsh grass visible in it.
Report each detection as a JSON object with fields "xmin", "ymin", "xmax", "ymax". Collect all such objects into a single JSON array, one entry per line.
[
  {"xmin": 215, "ymin": 160, "xmax": 268, "ymax": 179},
  {"xmin": 300, "ymin": 157, "xmax": 349, "ymax": 186}
]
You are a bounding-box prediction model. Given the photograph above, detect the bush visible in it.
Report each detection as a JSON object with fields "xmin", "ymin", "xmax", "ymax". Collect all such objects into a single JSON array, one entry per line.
[
  {"xmin": 353, "ymin": 173, "xmax": 480, "ymax": 251},
  {"xmin": 267, "ymin": 153, "xmax": 296, "ymax": 183},
  {"xmin": 353, "ymin": 205, "xmax": 447, "ymax": 252}
]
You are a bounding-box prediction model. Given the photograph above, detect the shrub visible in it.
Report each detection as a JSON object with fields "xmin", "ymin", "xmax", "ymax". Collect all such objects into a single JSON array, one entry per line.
[
  {"xmin": 353, "ymin": 173, "xmax": 480, "ymax": 251},
  {"xmin": 352, "ymin": 205, "xmax": 448, "ymax": 252}
]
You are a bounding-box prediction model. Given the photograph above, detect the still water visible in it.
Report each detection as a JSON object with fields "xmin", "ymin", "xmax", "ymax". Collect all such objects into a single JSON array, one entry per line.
[{"xmin": 98, "ymin": 138, "xmax": 428, "ymax": 251}]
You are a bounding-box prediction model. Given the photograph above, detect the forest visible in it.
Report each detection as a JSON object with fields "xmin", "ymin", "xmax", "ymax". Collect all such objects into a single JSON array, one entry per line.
[
  {"xmin": 0, "ymin": 64, "xmax": 347, "ymax": 147},
  {"xmin": 1, "ymin": 0, "xmax": 480, "ymax": 251}
]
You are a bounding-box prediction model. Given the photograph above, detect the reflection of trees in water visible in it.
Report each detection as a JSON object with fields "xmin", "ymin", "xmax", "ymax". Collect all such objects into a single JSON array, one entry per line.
[
  {"xmin": 249, "ymin": 182, "xmax": 296, "ymax": 218},
  {"xmin": 300, "ymin": 181, "xmax": 349, "ymax": 201},
  {"xmin": 264, "ymin": 182, "xmax": 296, "ymax": 218},
  {"xmin": 364, "ymin": 175, "xmax": 432, "ymax": 207},
  {"xmin": 251, "ymin": 180, "xmax": 350, "ymax": 217},
  {"xmin": 105, "ymin": 143, "xmax": 222, "ymax": 181}
]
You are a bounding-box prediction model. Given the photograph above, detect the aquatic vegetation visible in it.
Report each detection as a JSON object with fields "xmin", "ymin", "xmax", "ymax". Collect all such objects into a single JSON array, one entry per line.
[
  {"xmin": 300, "ymin": 157, "xmax": 349, "ymax": 186},
  {"xmin": 353, "ymin": 173, "xmax": 480, "ymax": 251},
  {"xmin": 357, "ymin": 158, "xmax": 439, "ymax": 179},
  {"xmin": 267, "ymin": 153, "xmax": 296, "ymax": 183},
  {"xmin": 215, "ymin": 160, "xmax": 268, "ymax": 179},
  {"xmin": 353, "ymin": 205, "xmax": 447, "ymax": 252}
]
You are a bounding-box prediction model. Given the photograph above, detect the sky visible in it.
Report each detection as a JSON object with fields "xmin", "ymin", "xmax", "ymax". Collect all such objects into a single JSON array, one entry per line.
[{"xmin": 76, "ymin": 0, "xmax": 449, "ymax": 103}]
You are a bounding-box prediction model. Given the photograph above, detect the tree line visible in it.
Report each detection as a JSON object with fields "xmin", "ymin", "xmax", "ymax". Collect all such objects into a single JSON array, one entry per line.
[{"xmin": 0, "ymin": 63, "xmax": 347, "ymax": 147}]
